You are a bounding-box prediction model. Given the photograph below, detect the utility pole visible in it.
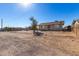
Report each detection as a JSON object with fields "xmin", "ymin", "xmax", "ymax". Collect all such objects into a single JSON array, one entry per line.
[{"xmin": 1, "ymin": 18, "xmax": 3, "ymax": 31}]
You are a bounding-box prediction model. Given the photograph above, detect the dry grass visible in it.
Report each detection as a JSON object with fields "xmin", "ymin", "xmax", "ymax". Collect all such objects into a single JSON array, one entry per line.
[{"xmin": 0, "ymin": 31, "xmax": 78, "ymax": 56}]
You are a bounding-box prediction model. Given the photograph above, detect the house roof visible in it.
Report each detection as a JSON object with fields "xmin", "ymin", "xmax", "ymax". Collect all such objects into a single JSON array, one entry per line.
[{"xmin": 39, "ymin": 21, "xmax": 64, "ymax": 26}]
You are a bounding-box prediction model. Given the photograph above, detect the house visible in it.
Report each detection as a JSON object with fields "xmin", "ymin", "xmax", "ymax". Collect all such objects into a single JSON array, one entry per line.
[
  {"xmin": 38, "ymin": 21, "xmax": 64, "ymax": 31},
  {"xmin": 72, "ymin": 20, "xmax": 79, "ymax": 32}
]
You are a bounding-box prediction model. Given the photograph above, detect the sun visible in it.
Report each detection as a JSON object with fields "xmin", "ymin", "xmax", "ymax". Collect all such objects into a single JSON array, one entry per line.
[
  {"xmin": 21, "ymin": 0, "xmax": 32, "ymax": 7},
  {"xmin": 21, "ymin": 2, "xmax": 31, "ymax": 7}
]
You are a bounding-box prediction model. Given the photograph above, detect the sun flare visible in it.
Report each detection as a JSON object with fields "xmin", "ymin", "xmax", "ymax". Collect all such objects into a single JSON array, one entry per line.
[
  {"xmin": 21, "ymin": 2, "xmax": 31, "ymax": 7},
  {"xmin": 21, "ymin": 0, "xmax": 32, "ymax": 7}
]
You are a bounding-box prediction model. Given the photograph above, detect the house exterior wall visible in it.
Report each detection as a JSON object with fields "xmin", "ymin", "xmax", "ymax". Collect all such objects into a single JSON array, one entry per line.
[
  {"xmin": 50, "ymin": 25, "xmax": 63, "ymax": 30},
  {"xmin": 39, "ymin": 25, "xmax": 48, "ymax": 30},
  {"xmin": 39, "ymin": 24, "xmax": 63, "ymax": 31}
]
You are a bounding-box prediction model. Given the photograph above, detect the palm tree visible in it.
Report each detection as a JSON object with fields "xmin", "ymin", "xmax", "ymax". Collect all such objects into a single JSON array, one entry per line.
[{"xmin": 30, "ymin": 17, "xmax": 37, "ymax": 34}]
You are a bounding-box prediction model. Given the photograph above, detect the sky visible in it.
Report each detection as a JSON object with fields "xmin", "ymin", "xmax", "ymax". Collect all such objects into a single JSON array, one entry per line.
[{"xmin": 0, "ymin": 3, "xmax": 79, "ymax": 28}]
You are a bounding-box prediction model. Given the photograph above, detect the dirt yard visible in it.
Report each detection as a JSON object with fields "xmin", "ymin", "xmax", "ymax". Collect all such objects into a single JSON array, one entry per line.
[{"xmin": 0, "ymin": 31, "xmax": 79, "ymax": 56}]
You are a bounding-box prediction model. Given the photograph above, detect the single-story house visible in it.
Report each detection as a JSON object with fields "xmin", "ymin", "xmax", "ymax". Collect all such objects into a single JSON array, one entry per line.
[{"xmin": 38, "ymin": 21, "xmax": 64, "ymax": 31}]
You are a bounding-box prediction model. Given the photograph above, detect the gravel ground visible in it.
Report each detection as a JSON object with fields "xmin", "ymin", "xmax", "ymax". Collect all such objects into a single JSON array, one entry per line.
[{"xmin": 0, "ymin": 31, "xmax": 78, "ymax": 56}]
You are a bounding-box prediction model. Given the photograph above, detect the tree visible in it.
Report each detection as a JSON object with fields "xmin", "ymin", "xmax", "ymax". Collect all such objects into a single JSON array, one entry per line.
[
  {"xmin": 30, "ymin": 17, "xmax": 37, "ymax": 34},
  {"xmin": 4, "ymin": 27, "xmax": 12, "ymax": 31}
]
